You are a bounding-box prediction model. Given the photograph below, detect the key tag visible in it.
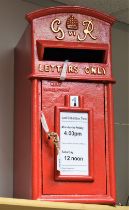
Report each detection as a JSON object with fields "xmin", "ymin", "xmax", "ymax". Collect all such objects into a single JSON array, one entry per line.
[
  {"xmin": 41, "ymin": 112, "xmax": 60, "ymax": 154},
  {"xmin": 60, "ymin": 60, "xmax": 69, "ymax": 81},
  {"xmin": 41, "ymin": 112, "xmax": 49, "ymax": 133},
  {"xmin": 41, "ymin": 112, "xmax": 61, "ymax": 170}
]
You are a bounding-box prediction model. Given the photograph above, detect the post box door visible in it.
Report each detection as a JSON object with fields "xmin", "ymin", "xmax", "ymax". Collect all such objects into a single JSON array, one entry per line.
[{"xmin": 41, "ymin": 80, "xmax": 107, "ymax": 196}]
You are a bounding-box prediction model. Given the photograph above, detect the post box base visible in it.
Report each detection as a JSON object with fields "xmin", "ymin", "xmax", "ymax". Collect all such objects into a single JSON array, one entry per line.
[{"xmin": 39, "ymin": 195, "xmax": 116, "ymax": 205}]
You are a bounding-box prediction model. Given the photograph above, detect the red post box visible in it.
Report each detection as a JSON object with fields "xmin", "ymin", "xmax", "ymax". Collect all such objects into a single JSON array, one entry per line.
[{"xmin": 14, "ymin": 6, "xmax": 116, "ymax": 204}]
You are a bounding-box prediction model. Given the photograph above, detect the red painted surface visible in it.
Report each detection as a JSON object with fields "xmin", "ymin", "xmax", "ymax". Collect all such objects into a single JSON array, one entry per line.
[
  {"xmin": 41, "ymin": 82, "xmax": 105, "ymax": 191},
  {"xmin": 14, "ymin": 6, "xmax": 116, "ymax": 204},
  {"xmin": 26, "ymin": 6, "xmax": 115, "ymax": 25}
]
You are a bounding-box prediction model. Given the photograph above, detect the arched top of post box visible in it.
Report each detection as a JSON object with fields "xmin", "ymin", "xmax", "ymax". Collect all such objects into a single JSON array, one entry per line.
[{"xmin": 26, "ymin": 6, "xmax": 116, "ymax": 25}]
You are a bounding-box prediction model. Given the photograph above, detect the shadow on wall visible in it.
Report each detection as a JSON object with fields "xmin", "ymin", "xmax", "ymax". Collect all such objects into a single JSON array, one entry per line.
[
  {"xmin": 112, "ymin": 22, "xmax": 129, "ymax": 205},
  {"xmin": 0, "ymin": 48, "xmax": 14, "ymax": 197}
]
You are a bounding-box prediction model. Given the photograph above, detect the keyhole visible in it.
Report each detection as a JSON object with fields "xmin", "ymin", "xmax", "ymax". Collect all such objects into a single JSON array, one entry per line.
[
  {"xmin": 72, "ymin": 97, "xmax": 77, "ymax": 106},
  {"xmin": 70, "ymin": 96, "xmax": 79, "ymax": 107}
]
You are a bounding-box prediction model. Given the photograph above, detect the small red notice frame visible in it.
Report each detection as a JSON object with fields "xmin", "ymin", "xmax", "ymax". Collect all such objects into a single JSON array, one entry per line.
[{"xmin": 54, "ymin": 106, "xmax": 94, "ymax": 182}]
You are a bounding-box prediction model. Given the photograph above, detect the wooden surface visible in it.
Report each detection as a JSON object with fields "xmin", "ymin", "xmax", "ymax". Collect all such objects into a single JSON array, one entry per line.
[{"xmin": 0, "ymin": 198, "xmax": 128, "ymax": 210}]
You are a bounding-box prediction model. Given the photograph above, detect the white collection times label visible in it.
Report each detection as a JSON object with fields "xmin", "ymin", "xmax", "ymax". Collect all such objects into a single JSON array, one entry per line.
[{"xmin": 58, "ymin": 111, "xmax": 89, "ymax": 176}]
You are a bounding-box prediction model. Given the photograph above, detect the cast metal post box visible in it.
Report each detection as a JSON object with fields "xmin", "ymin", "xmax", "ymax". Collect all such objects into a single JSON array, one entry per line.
[{"xmin": 14, "ymin": 6, "xmax": 116, "ymax": 204}]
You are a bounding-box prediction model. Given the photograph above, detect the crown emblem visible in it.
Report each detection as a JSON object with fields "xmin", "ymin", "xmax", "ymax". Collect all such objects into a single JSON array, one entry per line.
[{"xmin": 66, "ymin": 15, "xmax": 78, "ymax": 30}]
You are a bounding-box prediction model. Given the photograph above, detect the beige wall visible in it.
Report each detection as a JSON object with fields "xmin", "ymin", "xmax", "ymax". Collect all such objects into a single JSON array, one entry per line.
[
  {"xmin": 0, "ymin": 0, "xmax": 128, "ymax": 205},
  {"xmin": 0, "ymin": 0, "xmax": 41, "ymax": 197},
  {"xmin": 112, "ymin": 22, "xmax": 129, "ymax": 205}
]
